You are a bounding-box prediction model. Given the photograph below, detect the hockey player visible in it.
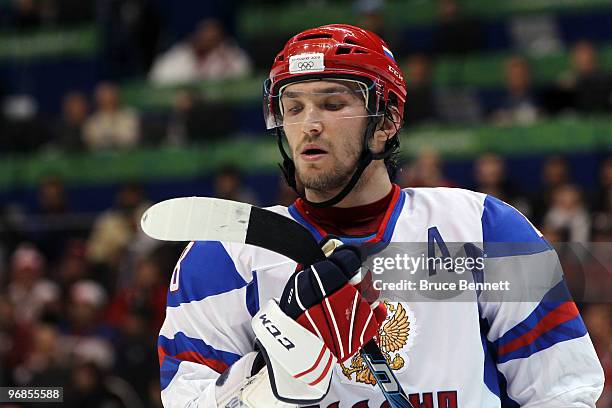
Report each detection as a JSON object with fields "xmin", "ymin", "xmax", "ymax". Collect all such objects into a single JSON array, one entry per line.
[{"xmin": 157, "ymin": 24, "xmax": 604, "ymax": 407}]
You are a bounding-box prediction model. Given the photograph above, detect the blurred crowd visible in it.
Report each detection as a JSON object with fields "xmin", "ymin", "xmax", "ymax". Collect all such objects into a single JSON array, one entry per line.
[
  {"xmin": 0, "ymin": 0, "xmax": 611, "ymax": 407},
  {"xmin": 0, "ymin": 152, "xmax": 611, "ymax": 406},
  {"xmin": 1, "ymin": 0, "xmax": 612, "ymax": 153},
  {"xmin": 3, "ymin": 40, "xmax": 612, "ymax": 153}
]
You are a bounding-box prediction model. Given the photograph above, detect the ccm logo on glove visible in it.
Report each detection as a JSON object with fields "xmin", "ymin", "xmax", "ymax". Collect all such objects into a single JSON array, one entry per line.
[{"xmin": 258, "ymin": 313, "xmax": 296, "ymax": 351}]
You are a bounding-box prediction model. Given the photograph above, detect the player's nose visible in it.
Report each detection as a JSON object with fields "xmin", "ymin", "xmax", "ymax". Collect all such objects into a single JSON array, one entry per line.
[{"xmin": 301, "ymin": 106, "xmax": 323, "ymax": 137}]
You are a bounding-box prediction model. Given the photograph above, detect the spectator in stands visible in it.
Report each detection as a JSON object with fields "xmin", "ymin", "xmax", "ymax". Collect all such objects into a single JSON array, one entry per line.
[
  {"xmin": 61, "ymin": 280, "xmax": 117, "ymax": 359},
  {"xmin": 594, "ymin": 157, "xmax": 612, "ymax": 213},
  {"xmin": 213, "ymin": 164, "xmax": 259, "ymax": 205},
  {"xmin": 473, "ymin": 153, "xmax": 528, "ymax": 213},
  {"xmin": 51, "ymin": 238, "xmax": 88, "ymax": 289},
  {"xmin": 149, "ymin": 18, "xmax": 252, "ymax": 86},
  {"xmin": 0, "ymin": 296, "xmax": 31, "ymax": 385},
  {"xmin": 54, "ymin": 91, "xmax": 88, "ymax": 151},
  {"xmin": 13, "ymin": 321, "xmax": 70, "ymax": 386},
  {"xmin": 6, "ymin": 244, "xmax": 60, "ymax": 325},
  {"xmin": 593, "ymin": 213, "xmax": 612, "ymax": 240},
  {"xmin": 107, "ymin": 258, "xmax": 166, "ymax": 333},
  {"xmin": 0, "ymin": 204, "xmax": 26, "ymax": 276},
  {"xmin": 492, "ymin": 56, "xmax": 541, "ymax": 125},
  {"xmin": 166, "ymin": 88, "xmax": 234, "ymax": 145},
  {"xmin": 37, "ymin": 175, "xmax": 68, "ymax": 216},
  {"xmin": 86, "ymin": 182, "xmax": 149, "ymax": 274},
  {"xmin": 402, "ymin": 54, "xmax": 438, "ymax": 125},
  {"xmin": 399, "ymin": 149, "xmax": 454, "ymax": 188},
  {"xmin": 354, "ymin": 0, "xmax": 399, "ymax": 52},
  {"xmin": 558, "ymin": 41, "xmax": 612, "ymax": 113},
  {"xmin": 63, "ymin": 361, "xmax": 129, "ymax": 408},
  {"xmin": 433, "ymin": 0, "xmax": 484, "ymax": 56},
  {"xmin": 531, "ymin": 155, "xmax": 571, "ymax": 225},
  {"xmin": 83, "ymin": 82, "xmax": 140, "ymax": 151},
  {"xmin": 543, "ymin": 184, "xmax": 590, "ymax": 244},
  {"xmin": 111, "ymin": 308, "xmax": 158, "ymax": 404},
  {"xmin": 2, "ymin": 93, "xmax": 50, "ymax": 153},
  {"xmin": 96, "ymin": 0, "xmax": 161, "ymax": 78},
  {"xmin": 32, "ymin": 175, "xmax": 75, "ymax": 264}
]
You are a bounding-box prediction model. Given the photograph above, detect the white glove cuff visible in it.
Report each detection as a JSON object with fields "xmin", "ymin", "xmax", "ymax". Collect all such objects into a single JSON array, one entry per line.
[{"xmin": 252, "ymin": 299, "xmax": 336, "ymax": 404}]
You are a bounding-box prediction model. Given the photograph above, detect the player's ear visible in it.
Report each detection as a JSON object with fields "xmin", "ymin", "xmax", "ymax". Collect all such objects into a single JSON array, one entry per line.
[{"xmin": 372, "ymin": 105, "xmax": 401, "ymax": 151}]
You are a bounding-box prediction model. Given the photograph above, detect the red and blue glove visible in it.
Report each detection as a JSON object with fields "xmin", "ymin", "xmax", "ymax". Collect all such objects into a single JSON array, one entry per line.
[{"xmin": 279, "ymin": 245, "xmax": 387, "ymax": 363}]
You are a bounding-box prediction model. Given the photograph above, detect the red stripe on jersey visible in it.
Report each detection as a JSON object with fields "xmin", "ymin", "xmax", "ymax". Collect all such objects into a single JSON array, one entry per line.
[
  {"xmin": 158, "ymin": 345, "xmax": 168, "ymax": 367},
  {"xmin": 365, "ymin": 184, "xmax": 401, "ymax": 244},
  {"xmin": 498, "ymin": 302, "xmax": 580, "ymax": 356},
  {"xmin": 158, "ymin": 345, "xmax": 229, "ymax": 374}
]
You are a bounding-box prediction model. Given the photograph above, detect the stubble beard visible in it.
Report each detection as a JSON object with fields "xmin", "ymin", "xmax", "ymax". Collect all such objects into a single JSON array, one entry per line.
[
  {"xmin": 297, "ymin": 160, "xmax": 355, "ymax": 193},
  {"xmin": 296, "ymin": 143, "xmax": 367, "ymax": 196}
]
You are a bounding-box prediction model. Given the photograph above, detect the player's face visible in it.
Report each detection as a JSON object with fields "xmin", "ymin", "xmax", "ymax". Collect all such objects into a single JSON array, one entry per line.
[{"xmin": 280, "ymin": 80, "xmax": 368, "ymax": 193}]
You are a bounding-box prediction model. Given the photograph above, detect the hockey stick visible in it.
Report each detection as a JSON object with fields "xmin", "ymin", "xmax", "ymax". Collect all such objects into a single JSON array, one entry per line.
[{"xmin": 142, "ymin": 197, "xmax": 413, "ymax": 408}]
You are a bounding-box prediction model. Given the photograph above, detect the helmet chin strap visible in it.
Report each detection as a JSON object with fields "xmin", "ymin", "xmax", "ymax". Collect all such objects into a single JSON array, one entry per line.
[{"xmin": 277, "ymin": 115, "xmax": 397, "ymax": 208}]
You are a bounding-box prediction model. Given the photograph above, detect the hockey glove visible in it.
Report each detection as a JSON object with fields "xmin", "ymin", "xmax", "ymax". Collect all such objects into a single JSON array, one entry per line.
[
  {"xmin": 251, "ymin": 245, "xmax": 386, "ymax": 405},
  {"xmin": 279, "ymin": 244, "xmax": 387, "ymax": 363}
]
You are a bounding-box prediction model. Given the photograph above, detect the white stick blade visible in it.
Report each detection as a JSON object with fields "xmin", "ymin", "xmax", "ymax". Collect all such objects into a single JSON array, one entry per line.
[{"xmin": 141, "ymin": 197, "xmax": 251, "ymax": 243}]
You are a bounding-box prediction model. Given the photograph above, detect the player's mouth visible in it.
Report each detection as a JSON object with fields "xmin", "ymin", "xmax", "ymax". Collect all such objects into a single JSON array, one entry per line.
[{"xmin": 300, "ymin": 144, "xmax": 328, "ymax": 161}]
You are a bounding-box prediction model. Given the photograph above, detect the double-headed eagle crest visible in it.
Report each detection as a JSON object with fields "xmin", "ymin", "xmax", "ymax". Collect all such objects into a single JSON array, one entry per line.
[{"xmin": 341, "ymin": 302, "xmax": 410, "ymax": 385}]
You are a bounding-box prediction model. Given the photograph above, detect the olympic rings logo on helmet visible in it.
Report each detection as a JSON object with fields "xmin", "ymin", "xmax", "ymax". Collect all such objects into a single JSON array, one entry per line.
[{"xmin": 297, "ymin": 61, "xmax": 315, "ymax": 70}]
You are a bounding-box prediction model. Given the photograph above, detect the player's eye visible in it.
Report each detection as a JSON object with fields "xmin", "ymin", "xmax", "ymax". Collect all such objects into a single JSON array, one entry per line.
[
  {"xmin": 325, "ymin": 103, "xmax": 344, "ymax": 111},
  {"xmin": 284, "ymin": 105, "xmax": 303, "ymax": 115}
]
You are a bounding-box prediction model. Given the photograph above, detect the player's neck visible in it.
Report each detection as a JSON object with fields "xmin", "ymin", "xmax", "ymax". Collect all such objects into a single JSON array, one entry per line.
[{"xmin": 304, "ymin": 162, "xmax": 392, "ymax": 208}]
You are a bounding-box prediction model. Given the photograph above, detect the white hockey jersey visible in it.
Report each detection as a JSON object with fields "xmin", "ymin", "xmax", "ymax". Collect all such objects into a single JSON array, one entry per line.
[{"xmin": 158, "ymin": 187, "xmax": 604, "ymax": 407}]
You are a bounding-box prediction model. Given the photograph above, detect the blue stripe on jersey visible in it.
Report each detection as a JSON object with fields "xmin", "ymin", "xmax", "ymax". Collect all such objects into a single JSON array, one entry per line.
[
  {"xmin": 287, "ymin": 205, "xmax": 324, "ymax": 242},
  {"xmin": 167, "ymin": 241, "xmax": 247, "ymax": 307},
  {"xmin": 381, "ymin": 189, "xmax": 406, "ymax": 243},
  {"xmin": 358, "ymin": 190, "xmax": 407, "ymax": 256},
  {"xmin": 494, "ymin": 282, "xmax": 587, "ymax": 363},
  {"xmin": 496, "ymin": 315, "xmax": 587, "ymax": 363},
  {"xmin": 158, "ymin": 332, "xmax": 241, "ymax": 369},
  {"xmin": 479, "ymin": 316, "xmax": 520, "ymax": 407},
  {"xmin": 481, "ymin": 195, "xmax": 551, "ymax": 258},
  {"xmin": 160, "ymin": 354, "xmax": 181, "ymax": 391},
  {"xmin": 246, "ymin": 271, "xmax": 259, "ymax": 317},
  {"xmin": 339, "ymin": 233, "xmax": 376, "ymax": 244},
  {"xmin": 495, "ymin": 282, "xmax": 573, "ymax": 345},
  {"xmin": 497, "ymin": 300, "xmax": 564, "ymax": 346}
]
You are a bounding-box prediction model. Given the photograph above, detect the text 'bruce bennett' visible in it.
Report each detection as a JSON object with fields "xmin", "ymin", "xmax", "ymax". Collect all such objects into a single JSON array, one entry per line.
[{"xmin": 373, "ymin": 279, "xmax": 511, "ymax": 292}]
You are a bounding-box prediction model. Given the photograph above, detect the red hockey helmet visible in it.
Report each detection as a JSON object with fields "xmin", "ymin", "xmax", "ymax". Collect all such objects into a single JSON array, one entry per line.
[{"xmin": 263, "ymin": 24, "xmax": 406, "ymax": 129}]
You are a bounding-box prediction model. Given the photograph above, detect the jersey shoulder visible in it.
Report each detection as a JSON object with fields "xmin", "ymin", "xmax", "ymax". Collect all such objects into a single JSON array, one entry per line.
[
  {"xmin": 165, "ymin": 204, "xmax": 295, "ymax": 305},
  {"xmin": 400, "ymin": 187, "xmax": 545, "ymax": 244},
  {"xmin": 401, "ymin": 186, "xmax": 487, "ymax": 223},
  {"xmin": 403, "ymin": 186, "xmax": 487, "ymax": 207}
]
